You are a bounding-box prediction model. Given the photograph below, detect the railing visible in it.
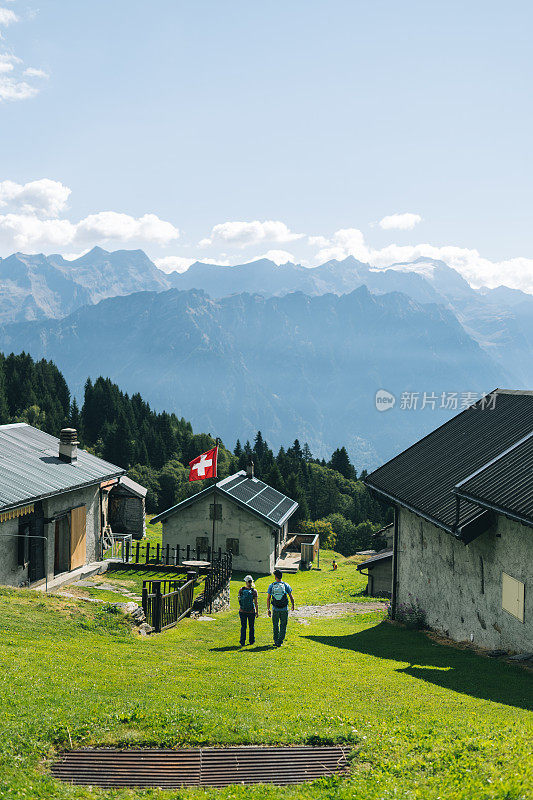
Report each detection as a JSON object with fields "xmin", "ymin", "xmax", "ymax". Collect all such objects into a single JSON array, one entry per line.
[
  {"xmin": 105, "ymin": 541, "xmax": 225, "ymax": 568},
  {"xmin": 142, "ymin": 578, "xmax": 195, "ymax": 632},
  {"xmin": 199, "ymin": 552, "xmax": 232, "ymax": 612}
]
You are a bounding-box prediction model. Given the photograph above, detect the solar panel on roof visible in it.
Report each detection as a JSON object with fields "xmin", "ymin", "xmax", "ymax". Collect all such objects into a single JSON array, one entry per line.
[
  {"xmin": 268, "ymin": 497, "xmax": 295, "ymax": 523},
  {"xmin": 219, "ymin": 475, "xmax": 247, "ymax": 492},
  {"xmin": 227, "ymin": 480, "xmax": 266, "ymax": 504}
]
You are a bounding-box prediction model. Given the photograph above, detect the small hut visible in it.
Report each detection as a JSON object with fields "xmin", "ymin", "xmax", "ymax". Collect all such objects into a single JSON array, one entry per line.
[{"xmin": 108, "ymin": 476, "xmax": 146, "ymax": 540}]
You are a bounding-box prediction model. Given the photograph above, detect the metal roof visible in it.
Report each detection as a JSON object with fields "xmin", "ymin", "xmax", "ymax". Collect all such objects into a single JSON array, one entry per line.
[
  {"xmin": 356, "ymin": 549, "xmax": 393, "ymax": 571},
  {"xmin": 150, "ymin": 470, "xmax": 298, "ymax": 528},
  {"xmin": 454, "ymin": 431, "xmax": 533, "ymax": 527},
  {"xmin": 364, "ymin": 390, "xmax": 533, "ymax": 533},
  {"xmin": 113, "ymin": 475, "xmax": 147, "ymax": 498},
  {"xmin": 0, "ymin": 423, "xmax": 125, "ymax": 512}
]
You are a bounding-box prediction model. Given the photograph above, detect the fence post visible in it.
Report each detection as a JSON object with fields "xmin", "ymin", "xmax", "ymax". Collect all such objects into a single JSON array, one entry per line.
[
  {"xmin": 156, "ymin": 543, "xmax": 160, "ymax": 563},
  {"xmin": 165, "ymin": 544, "xmax": 170, "ymax": 565},
  {"xmin": 141, "ymin": 583, "xmax": 148, "ymax": 615},
  {"xmin": 145, "ymin": 543, "xmax": 150, "ymax": 564},
  {"xmin": 187, "ymin": 544, "xmax": 190, "ymax": 560},
  {"xmin": 125, "ymin": 539, "xmax": 131, "ymax": 563},
  {"xmin": 153, "ymin": 581, "xmax": 162, "ymax": 633},
  {"xmin": 135, "ymin": 541, "xmax": 140, "ymax": 563},
  {"xmin": 207, "ymin": 545, "xmax": 211, "ymax": 563},
  {"xmin": 196, "ymin": 545, "xmax": 199, "ymax": 560}
]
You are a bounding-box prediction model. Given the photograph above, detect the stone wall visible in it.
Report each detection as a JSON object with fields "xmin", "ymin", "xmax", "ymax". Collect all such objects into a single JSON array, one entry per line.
[
  {"xmin": 397, "ymin": 508, "xmax": 533, "ymax": 651},
  {"xmin": 43, "ymin": 484, "xmax": 101, "ymax": 583},
  {"xmin": 0, "ymin": 517, "xmax": 27, "ymax": 587},
  {"xmin": 162, "ymin": 493, "xmax": 276, "ymax": 574}
]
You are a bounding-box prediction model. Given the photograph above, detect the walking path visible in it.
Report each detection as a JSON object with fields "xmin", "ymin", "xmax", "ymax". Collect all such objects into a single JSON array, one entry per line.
[{"xmin": 292, "ymin": 602, "xmax": 387, "ymax": 618}]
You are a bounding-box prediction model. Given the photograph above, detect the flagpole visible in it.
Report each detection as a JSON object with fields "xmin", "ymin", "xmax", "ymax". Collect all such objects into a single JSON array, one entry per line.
[{"xmin": 211, "ymin": 437, "xmax": 220, "ymax": 565}]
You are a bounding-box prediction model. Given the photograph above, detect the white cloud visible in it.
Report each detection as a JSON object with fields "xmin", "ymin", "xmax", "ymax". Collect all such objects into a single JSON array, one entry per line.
[
  {"xmin": 0, "ymin": 179, "xmax": 71, "ymax": 216},
  {"xmin": 202, "ymin": 219, "xmax": 303, "ymax": 248},
  {"xmin": 75, "ymin": 211, "xmax": 179, "ymax": 245},
  {"xmin": 0, "ymin": 8, "xmax": 18, "ymax": 26},
  {"xmin": 379, "ymin": 212, "xmax": 422, "ymax": 231},
  {"xmin": 248, "ymin": 249, "xmax": 294, "ymax": 265},
  {"xmin": 0, "ymin": 209, "xmax": 180, "ymax": 253},
  {"xmin": 154, "ymin": 255, "xmax": 232, "ymax": 273},
  {"xmin": 314, "ymin": 228, "xmax": 369, "ymax": 263},
  {"xmin": 155, "ymin": 256, "xmax": 196, "ymax": 273},
  {"xmin": 23, "ymin": 67, "xmax": 49, "ymax": 79},
  {"xmin": 0, "ymin": 74, "xmax": 38, "ymax": 100},
  {"xmin": 310, "ymin": 228, "xmax": 533, "ymax": 294},
  {"xmin": 0, "ymin": 7, "xmax": 49, "ymax": 102}
]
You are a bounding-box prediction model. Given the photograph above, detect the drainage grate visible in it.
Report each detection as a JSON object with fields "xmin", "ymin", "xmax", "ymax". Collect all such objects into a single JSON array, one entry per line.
[{"xmin": 51, "ymin": 745, "xmax": 350, "ymax": 788}]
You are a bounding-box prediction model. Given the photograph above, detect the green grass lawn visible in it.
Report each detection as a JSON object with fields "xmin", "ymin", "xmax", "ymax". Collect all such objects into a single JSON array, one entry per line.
[{"xmin": 0, "ymin": 558, "xmax": 531, "ymax": 800}]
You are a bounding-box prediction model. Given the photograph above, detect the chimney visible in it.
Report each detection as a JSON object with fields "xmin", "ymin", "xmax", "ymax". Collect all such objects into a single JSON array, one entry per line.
[
  {"xmin": 246, "ymin": 459, "xmax": 254, "ymax": 479},
  {"xmin": 59, "ymin": 428, "xmax": 79, "ymax": 463}
]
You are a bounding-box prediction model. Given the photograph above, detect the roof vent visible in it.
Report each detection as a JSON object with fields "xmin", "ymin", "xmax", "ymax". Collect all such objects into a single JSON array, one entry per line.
[
  {"xmin": 246, "ymin": 459, "xmax": 254, "ymax": 479},
  {"xmin": 59, "ymin": 428, "xmax": 79, "ymax": 463}
]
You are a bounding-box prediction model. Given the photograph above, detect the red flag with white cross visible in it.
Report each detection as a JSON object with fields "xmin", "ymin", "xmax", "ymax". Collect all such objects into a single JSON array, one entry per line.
[{"xmin": 188, "ymin": 446, "xmax": 218, "ymax": 482}]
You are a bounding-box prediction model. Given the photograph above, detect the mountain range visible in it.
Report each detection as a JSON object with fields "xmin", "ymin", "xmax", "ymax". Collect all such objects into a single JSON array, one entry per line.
[
  {"xmin": 0, "ymin": 246, "xmax": 530, "ymax": 465},
  {"xmin": 0, "ymin": 283, "xmax": 509, "ymax": 467}
]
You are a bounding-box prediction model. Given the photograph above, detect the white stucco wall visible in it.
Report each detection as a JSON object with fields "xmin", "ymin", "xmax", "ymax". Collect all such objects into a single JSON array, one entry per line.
[
  {"xmin": 161, "ymin": 493, "xmax": 277, "ymax": 575},
  {"xmin": 397, "ymin": 508, "xmax": 533, "ymax": 651}
]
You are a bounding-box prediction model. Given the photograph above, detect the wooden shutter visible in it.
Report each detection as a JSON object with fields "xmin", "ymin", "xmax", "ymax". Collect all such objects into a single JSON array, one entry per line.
[{"xmin": 70, "ymin": 505, "xmax": 87, "ymax": 570}]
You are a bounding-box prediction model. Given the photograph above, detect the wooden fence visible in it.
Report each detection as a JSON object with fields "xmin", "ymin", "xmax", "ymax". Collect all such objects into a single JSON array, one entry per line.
[
  {"xmin": 142, "ymin": 578, "xmax": 195, "ymax": 632},
  {"xmin": 108, "ymin": 541, "xmax": 225, "ymax": 568},
  {"xmin": 198, "ymin": 552, "xmax": 232, "ymax": 612}
]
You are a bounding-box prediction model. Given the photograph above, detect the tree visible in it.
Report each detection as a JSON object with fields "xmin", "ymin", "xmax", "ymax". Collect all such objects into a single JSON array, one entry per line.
[
  {"xmin": 329, "ymin": 447, "xmax": 356, "ymax": 480},
  {"xmin": 299, "ymin": 519, "xmax": 337, "ymax": 550}
]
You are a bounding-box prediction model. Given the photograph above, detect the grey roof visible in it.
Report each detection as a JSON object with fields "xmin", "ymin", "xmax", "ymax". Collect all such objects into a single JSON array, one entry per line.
[
  {"xmin": 454, "ymin": 431, "xmax": 533, "ymax": 527},
  {"xmin": 364, "ymin": 390, "xmax": 533, "ymax": 534},
  {"xmin": 113, "ymin": 475, "xmax": 147, "ymax": 498},
  {"xmin": 0, "ymin": 423, "xmax": 125, "ymax": 512},
  {"xmin": 356, "ymin": 549, "xmax": 393, "ymax": 571},
  {"xmin": 151, "ymin": 470, "xmax": 298, "ymax": 528}
]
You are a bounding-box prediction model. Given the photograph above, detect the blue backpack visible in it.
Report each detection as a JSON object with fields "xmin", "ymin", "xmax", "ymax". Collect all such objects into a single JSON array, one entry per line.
[{"xmin": 239, "ymin": 587, "xmax": 255, "ymax": 613}]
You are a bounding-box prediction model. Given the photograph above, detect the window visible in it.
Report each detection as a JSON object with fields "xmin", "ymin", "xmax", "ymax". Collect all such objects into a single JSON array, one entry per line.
[
  {"xmin": 502, "ymin": 572, "xmax": 525, "ymax": 622},
  {"xmin": 209, "ymin": 503, "xmax": 222, "ymax": 520},
  {"xmin": 196, "ymin": 536, "xmax": 209, "ymax": 555},
  {"xmin": 226, "ymin": 537, "xmax": 239, "ymax": 556},
  {"xmin": 17, "ymin": 519, "xmax": 30, "ymax": 568}
]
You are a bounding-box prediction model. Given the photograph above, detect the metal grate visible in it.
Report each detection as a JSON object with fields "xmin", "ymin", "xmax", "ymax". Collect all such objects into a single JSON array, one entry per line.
[{"xmin": 51, "ymin": 746, "xmax": 350, "ymax": 788}]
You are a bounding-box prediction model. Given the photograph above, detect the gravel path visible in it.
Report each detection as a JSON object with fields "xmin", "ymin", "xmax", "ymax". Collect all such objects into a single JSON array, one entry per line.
[{"xmin": 292, "ymin": 602, "xmax": 388, "ymax": 618}]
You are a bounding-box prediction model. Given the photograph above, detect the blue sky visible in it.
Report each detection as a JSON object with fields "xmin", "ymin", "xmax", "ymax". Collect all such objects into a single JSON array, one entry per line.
[{"xmin": 1, "ymin": 0, "xmax": 532, "ymax": 291}]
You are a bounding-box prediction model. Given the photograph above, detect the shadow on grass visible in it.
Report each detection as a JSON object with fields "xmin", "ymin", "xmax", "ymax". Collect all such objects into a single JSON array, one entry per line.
[
  {"xmin": 209, "ymin": 644, "xmax": 275, "ymax": 653},
  {"xmin": 305, "ymin": 621, "xmax": 532, "ymax": 711}
]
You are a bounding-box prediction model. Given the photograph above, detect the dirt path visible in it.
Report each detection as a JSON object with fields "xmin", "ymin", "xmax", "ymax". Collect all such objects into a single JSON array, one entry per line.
[{"xmin": 293, "ymin": 602, "xmax": 388, "ymax": 618}]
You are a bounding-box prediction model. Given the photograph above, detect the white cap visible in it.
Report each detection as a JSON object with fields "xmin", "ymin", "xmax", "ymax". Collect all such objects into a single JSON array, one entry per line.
[{"xmin": 244, "ymin": 575, "xmax": 253, "ymax": 582}]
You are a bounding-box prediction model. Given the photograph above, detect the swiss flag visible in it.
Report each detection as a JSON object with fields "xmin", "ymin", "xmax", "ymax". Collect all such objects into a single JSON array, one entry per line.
[{"xmin": 189, "ymin": 446, "xmax": 218, "ymax": 482}]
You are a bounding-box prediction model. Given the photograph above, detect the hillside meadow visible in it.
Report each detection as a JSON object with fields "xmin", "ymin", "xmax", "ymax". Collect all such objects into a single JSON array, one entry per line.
[{"xmin": 0, "ymin": 553, "xmax": 530, "ymax": 800}]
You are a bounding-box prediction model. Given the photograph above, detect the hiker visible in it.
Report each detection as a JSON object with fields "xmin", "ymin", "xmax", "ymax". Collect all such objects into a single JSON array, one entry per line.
[
  {"xmin": 267, "ymin": 569, "xmax": 295, "ymax": 647},
  {"xmin": 332, "ymin": 559, "xmax": 338, "ymax": 571},
  {"xmin": 238, "ymin": 575, "xmax": 258, "ymax": 646}
]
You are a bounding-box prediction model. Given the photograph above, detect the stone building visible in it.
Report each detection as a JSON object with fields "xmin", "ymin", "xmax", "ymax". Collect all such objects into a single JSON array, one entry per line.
[
  {"xmin": 357, "ymin": 549, "xmax": 393, "ymax": 597},
  {"xmin": 0, "ymin": 423, "xmax": 127, "ymax": 588},
  {"xmin": 365, "ymin": 389, "xmax": 533, "ymax": 652},
  {"xmin": 151, "ymin": 465, "xmax": 298, "ymax": 574}
]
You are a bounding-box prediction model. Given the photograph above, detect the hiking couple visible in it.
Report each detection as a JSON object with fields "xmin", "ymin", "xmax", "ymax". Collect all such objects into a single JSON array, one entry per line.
[{"xmin": 238, "ymin": 569, "xmax": 295, "ymax": 648}]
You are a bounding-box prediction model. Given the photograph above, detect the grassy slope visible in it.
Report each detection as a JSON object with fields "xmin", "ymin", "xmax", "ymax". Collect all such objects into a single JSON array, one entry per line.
[{"xmin": 0, "ymin": 558, "xmax": 531, "ymax": 800}]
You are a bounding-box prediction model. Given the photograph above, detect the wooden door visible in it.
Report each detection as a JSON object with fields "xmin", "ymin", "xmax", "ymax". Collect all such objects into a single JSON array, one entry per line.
[{"xmin": 70, "ymin": 505, "xmax": 87, "ymax": 570}]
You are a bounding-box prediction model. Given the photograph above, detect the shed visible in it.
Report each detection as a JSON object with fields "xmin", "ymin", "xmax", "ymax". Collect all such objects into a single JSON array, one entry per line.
[
  {"xmin": 108, "ymin": 476, "xmax": 147, "ymax": 540},
  {"xmin": 357, "ymin": 550, "xmax": 393, "ymax": 597}
]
